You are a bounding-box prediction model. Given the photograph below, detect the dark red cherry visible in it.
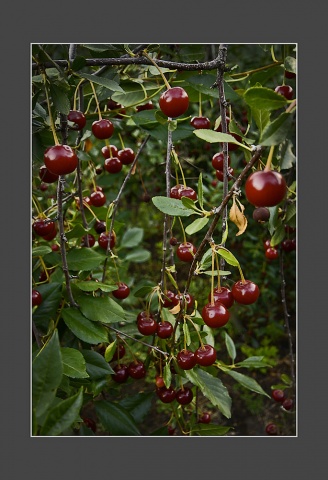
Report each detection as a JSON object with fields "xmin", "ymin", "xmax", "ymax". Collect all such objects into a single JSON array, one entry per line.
[
  {"xmin": 156, "ymin": 386, "xmax": 176, "ymax": 403},
  {"xmin": 157, "ymin": 321, "xmax": 173, "ymax": 339},
  {"xmin": 39, "ymin": 165, "xmax": 59, "ymax": 184},
  {"xmin": 104, "ymin": 157, "xmax": 122, "ymax": 174},
  {"xmin": 98, "ymin": 231, "xmax": 116, "ymax": 250},
  {"xmin": 101, "ymin": 145, "xmax": 118, "ymax": 158},
  {"xmin": 232, "ymin": 280, "xmax": 260, "ymax": 305},
  {"xmin": 201, "ymin": 302, "xmax": 230, "ymax": 328},
  {"xmin": 176, "ymin": 242, "xmax": 197, "ymax": 262},
  {"xmin": 136, "ymin": 101, "xmax": 154, "ymax": 111},
  {"xmin": 162, "ymin": 290, "xmax": 179, "ymax": 308},
  {"xmin": 253, "ymin": 207, "xmax": 270, "ymax": 223},
  {"xmin": 43, "ymin": 224, "xmax": 58, "ymax": 241},
  {"xmin": 265, "ymin": 423, "xmax": 278, "ymax": 435},
  {"xmin": 176, "ymin": 349, "xmax": 196, "ymax": 370},
  {"xmin": 92, "ymin": 119, "xmax": 114, "ymax": 139},
  {"xmin": 112, "ymin": 282, "xmax": 130, "ymax": 300},
  {"xmin": 111, "ymin": 344, "xmax": 126, "ymax": 361},
  {"xmin": 170, "ymin": 184, "xmax": 184, "ymax": 199},
  {"xmin": 33, "ymin": 218, "xmax": 56, "ymax": 237},
  {"xmin": 159, "ymin": 87, "xmax": 189, "ymax": 118},
  {"xmin": 94, "ymin": 220, "xmax": 106, "ymax": 234},
  {"xmin": 44, "ymin": 145, "xmax": 78, "ymax": 176},
  {"xmin": 272, "ymin": 389, "xmax": 285, "ymax": 403},
  {"xmin": 265, "ymin": 247, "xmax": 279, "ymax": 260},
  {"xmin": 245, "ymin": 169, "xmax": 287, "ymax": 207},
  {"xmin": 178, "ymin": 186, "xmax": 197, "ymax": 201},
  {"xmin": 90, "ymin": 190, "xmax": 106, "ymax": 207},
  {"xmin": 215, "ymin": 167, "xmax": 234, "ymax": 182},
  {"xmin": 274, "ymin": 85, "xmax": 293, "ymax": 100},
  {"xmin": 211, "ymin": 152, "xmax": 231, "ymax": 170},
  {"xmin": 282, "ymin": 398, "xmax": 293, "ymax": 411},
  {"xmin": 281, "ymin": 239, "xmax": 295, "ymax": 252},
  {"xmin": 67, "ymin": 110, "xmax": 86, "ymax": 130},
  {"xmin": 128, "ymin": 361, "xmax": 146, "ymax": 379},
  {"xmin": 208, "ymin": 287, "xmax": 234, "ymax": 309},
  {"xmin": 117, "ymin": 148, "xmax": 135, "ymax": 165},
  {"xmin": 190, "ymin": 116, "xmax": 211, "ymax": 129},
  {"xmin": 175, "ymin": 293, "xmax": 195, "ymax": 312},
  {"xmin": 112, "ymin": 364, "xmax": 129, "ymax": 383},
  {"xmin": 107, "ymin": 99, "xmax": 122, "ymax": 110},
  {"xmin": 195, "ymin": 344, "xmax": 217, "ymax": 366},
  {"xmin": 176, "ymin": 387, "xmax": 193, "ymax": 405},
  {"xmin": 137, "ymin": 312, "xmax": 157, "ymax": 336},
  {"xmin": 32, "ymin": 289, "xmax": 42, "ymax": 307},
  {"xmin": 263, "ymin": 239, "xmax": 272, "ymax": 250},
  {"xmin": 81, "ymin": 234, "xmax": 96, "ymax": 247},
  {"xmin": 198, "ymin": 412, "xmax": 211, "ymax": 424},
  {"xmin": 284, "ymin": 70, "xmax": 296, "ymax": 79},
  {"xmin": 39, "ymin": 182, "xmax": 48, "ymax": 191}
]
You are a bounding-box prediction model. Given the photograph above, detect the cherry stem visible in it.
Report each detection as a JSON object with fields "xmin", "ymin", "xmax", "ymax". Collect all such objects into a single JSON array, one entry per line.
[
  {"xmin": 198, "ymin": 91, "xmax": 202, "ymax": 117},
  {"xmin": 88, "ymin": 81, "xmax": 102, "ymax": 120},
  {"xmin": 118, "ymin": 132, "xmax": 125, "ymax": 150},
  {"xmin": 188, "ymin": 316, "xmax": 204, "ymax": 349},
  {"xmin": 215, "ymin": 253, "xmax": 221, "ymax": 291},
  {"xmin": 210, "ymin": 247, "xmax": 215, "ymax": 305},
  {"xmin": 178, "ymin": 216, "xmax": 187, "ymax": 244},
  {"xmin": 238, "ymin": 264, "xmax": 246, "ymax": 283},
  {"xmin": 73, "ymin": 79, "xmax": 84, "ymax": 111},
  {"xmin": 265, "ymin": 145, "xmax": 275, "ymax": 171},
  {"xmin": 41, "ymin": 71, "xmax": 60, "ymax": 145},
  {"xmin": 142, "ymin": 50, "xmax": 171, "ymax": 90},
  {"xmin": 32, "ymin": 195, "xmax": 44, "ymax": 217},
  {"xmin": 172, "ymin": 149, "xmax": 186, "ymax": 187}
]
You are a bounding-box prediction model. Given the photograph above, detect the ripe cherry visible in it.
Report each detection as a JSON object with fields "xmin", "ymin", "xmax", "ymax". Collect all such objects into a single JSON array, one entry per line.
[
  {"xmin": 232, "ymin": 280, "xmax": 260, "ymax": 305},
  {"xmin": 32, "ymin": 289, "xmax": 42, "ymax": 307},
  {"xmin": 169, "ymin": 237, "xmax": 178, "ymax": 246},
  {"xmin": 263, "ymin": 239, "xmax": 272, "ymax": 250},
  {"xmin": 94, "ymin": 220, "xmax": 106, "ymax": 234},
  {"xmin": 159, "ymin": 86, "xmax": 189, "ymax": 118},
  {"xmin": 176, "ymin": 387, "xmax": 193, "ymax": 405},
  {"xmin": 170, "ymin": 184, "xmax": 184, "ymax": 199},
  {"xmin": 265, "ymin": 247, "xmax": 279, "ymax": 260},
  {"xmin": 104, "ymin": 157, "xmax": 122, "ymax": 174},
  {"xmin": 272, "ymin": 389, "xmax": 285, "ymax": 403},
  {"xmin": 98, "ymin": 231, "xmax": 116, "ymax": 250},
  {"xmin": 118, "ymin": 148, "xmax": 135, "ymax": 165},
  {"xmin": 157, "ymin": 321, "xmax": 173, "ymax": 339},
  {"xmin": 215, "ymin": 167, "xmax": 234, "ymax": 182},
  {"xmin": 245, "ymin": 170, "xmax": 287, "ymax": 207},
  {"xmin": 176, "ymin": 349, "xmax": 196, "ymax": 370},
  {"xmin": 253, "ymin": 207, "xmax": 270, "ymax": 223},
  {"xmin": 112, "ymin": 282, "xmax": 130, "ymax": 300},
  {"xmin": 81, "ymin": 234, "xmax": 96, "ymax": 247},
  {"xmin": 67, "ymin": 110, "xmax": 86, "ymax": 130},
  {"xmin": 155, "ymin": 376, "xmax": 165, "ymax": 388},
  {"xmin": 137, "ymin": 311, "xmax": 158, "ymax": 336},
  {"xmin": 162, "ymin": 290, "xmax": 179, "ymax": 308},
  {"xmin": 281, "ymin": 239, "xmax": 295, "ymax": 252},
  {"xmin": 198, "ymin": 413, "xmax": 211, "ymax": 424},
  {"xmin": 112, "ymin": 364, "xmax": 129, "ymax": 383},
  {"xmin": 107, "ymin": 99, "xmax": 121, "ymax": 110},
  {"xmin": 176, "ymin": 242, "xmax": 197, "ymax": 262},
  {"xmin": 284, "ymin": 70, "xmax": 296, "ymax": 79},
  {"xmin": 208, "ymin": 287, "xmax": 234, "ymax": 309},
  {"xmin": 156, "ymin": 386, "xmax": 176, "ymax": 403},
  {"xmin": 201, "ymin": 302, "xmax": 230, "ymax": 328},
  {"xmin": 274, "ymin": 85, "xmax": 293, "ymax": 100},
  {"xmin": 112, "ymin": 344, "xmax": 126, "ymax": 361},
  {"xmin": 265, "ymin": 423, "xmax": 278, "ymax": 435},
  {"xmin": 190, "ymin": 116, "xmax": 211, "ymax": 129},
  {"xmin": 211, "ymin": 152, "xmax": 231, "ymax": 170},
  {"xmin": 282, "ymin": 398, "xmax": 293, "ymax": 411},
  {"xmin": 92, "ymin": 119, "xmax": 114, "ymax": 139},
  {"xmin": 195, "ymin": 344, "xmax": 217, "ymax": 366},
  {"xmin": 175, "ymin": 293, "xmax": 195, "ymax": 312},
  {"xmin": 33, "ymin": 218, "xmax": 56, "ymax": 237},
  {"xmin": 39, "ymin": 165, "xmax": 59, "ymax": 184},
  {"xmin": 44, "ymin": 145, "xmax": 78, "ymax": 176},
  {"xmin": 128, "ymin": 361, "xmax": 146, "ymax": 379},
  {"xmin": 178, "ymin": 186, "xmax": 197, "ymax": 201},
  {"xmin": 136, "ymin": 101, "xmax": 154, "ymax": 111},
  {"xmin": 90, "ymin": 190, "xmax": 106, "ymax": 207},
  {"xmin": 43, "ymin": 225, "xmax": 58, "ymax": 241},
  {"xmin": 101, "ymin": 145, "xmax": 118, "ymax": 159}
]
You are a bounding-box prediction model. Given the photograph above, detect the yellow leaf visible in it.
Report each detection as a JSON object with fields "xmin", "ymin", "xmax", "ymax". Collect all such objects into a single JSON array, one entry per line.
[
  {"xmin": 229, "ymin": 196, "xmax": 248, "ymax": 236},
  {"xmin": 169, "ymin": 303, "xmax": 181, "ymax": 315}
]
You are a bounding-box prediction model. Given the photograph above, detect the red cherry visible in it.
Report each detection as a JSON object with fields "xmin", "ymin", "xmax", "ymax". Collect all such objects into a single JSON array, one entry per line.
[
  {"xmin": 178, "ymin": 186, "xmax": 197, "ymax": 201},
  {"xmin": 128, "ymin": 361, "xmax": 146, "ymax": 379},
  {"xmin": 211, "ymin": 152, "xmax": 231, "ymax": 170},
  {"xmin": 209, "ymin": 287, "xmax": 234, "ymax": 309},
  {"xmin": 284, "ymin": 70, "xmax": 296, "ymax": 79},
  {"xmin": 136, "ymin": 101, "xmax": 154, "ymax": 111},
  {"xmin": 169, "ymin": 237, "xmax": 178, "ymax": 246},
  {"xmin": 263, "ymin": 239, "xmax": 272, "ymax": 250},
  {"xmin": 104, "ymin": 157, "xmax": 122, "ymax": 174},
  {"xmin": 111, "ymin": 344, "xmax": 126, "ymax": 361},
  {"xmin": 198, "ymin": 413, "xmax": 211, "ymax": 424},
  {"xmin": 201, "ymin": 302, "xmax": 230, "ymax": 328},
  {"xmin": 67, "ymin": 110, "xmax": 86, "ymax": 130},
  {"xmin": 51, "ymin": 244, "xmax": 59, "ymax": 252},
  {"xmin": 156, "ymin": 386, "xmax": 176, "ymax": 403},
  {"xmin": 176, "ymin": 387, "xmax": 193, "ymax": 405},
  {"xmin": 215, "ymin": 167, "xmax": 234, "ymax": 182},
  {"xmin": 190, "ymin": 116, "xmax": 211, "ymax": 129},
  {"xmin": 195, "ymin": 344, "xmax": 217, "ymax": 366},
  {"xmin": 265, "ymin": 247, "xmax": 279, "ymax": 260},
  {"xmin": 101, "ymin": 145, "xmax": 118, "ymax": 158},
  {"xmin": 157, "ymin": 321, "xmax": 173, "ymax": 339},
  {"xmin": 176, "ymin": 349, "xmax": 196, "ymax": 370},
  {"xmin": 137, "ymin": 312, "xmax": 157, "ymax": 336},
  {"xmin": 81, "ymin": 234, "xmax": 96, "ymax": 247},
  {"xmin": 43, "ymin": 224, "xmax": 58, "ymax": 241},
  {"xmin": 175, "ymin": 293, "xmax": 195, "ymax": 312},
  {"xmin": 44, "ymin": 145, "xmax": 78, "ymax": 176},
  {"xmin": 272, "ymin": 389, "xmax": 285, "ymax": 403},
  {"xmin": 94, "ymin": 220, "xmax": 106, "ymax": 234},
  {"xmin": 83, "ymin": 417, "xmax": 97, "ymax": 432},
  {"xmin": 170, "ymin": 184, "xmax": 184, "ymax": 199},
  {"xmin": 159, "ymin": 86, "xmax": 189, "ymax": 118},
  {"xmin": 284, "ymin": 225, "xmax": 296, "ymax": 234},
  {"xmin": 92, "ymin": 119, "xmax": 114, "ymax": 139},
  {"xmin": 32, "ymin": 289, "xmax": 42, "ymax": 307},
  {"xmin": 176, "ymin": 242, "xmax": 197, "ymax": 262},
  {"xmin": 265, "ymin": 423, "xmax": 278, "ymax": 435},
  {"xmin": 112, "ymin": 364, "xmax": 129, "ymax": 383},
  {"xmin": 107, "ymin": 99, "xmax": 121, "ymax": 110},
  {"xmin": 232, "ymin": 280, "xmax": 260, "ymax": 305},
  {"xmin": 281, "ymin": 239, "xmax": 295, "ymax": 252},
  {"xmin": 117, "ymin": 148, "xmax": 135, "ymax": 165},
  {"xmin": 245, "ymin": 170, "xmax": 287, "ymax": 207},
  {"xmin": 98, "ymin": 231, "xmax": 116, "ymax": 250},
  {"xmin": 282, "ymin": 398, "xmax": 293, "ymax": 411},
  {"xmin": 39, "ymin": 183, "xmax": 48, "ymax": 191},
  {"xmin": 112, "ymin": 282, "xmax": 130, "ymax": 300},
  {"xmin": 162, "ymin": 290, "xmax": 179, "ymax": 308},
  {"xmin": 90, "ymin": 190, "xmax": 106, "ymax": 207},
  {"xmin": 33, "ymin": 218, "xmax": 56, "ymax": 237},
  {"xmin": 39, "ymin": 165, "xmax": 59, "ymax": 184},
  {"xmin": 155, "ymin": 376, "xmax": 165, "ymax": 388},
  {"xmin": 274, "ymin": 85, "xmax": 293, "ymax": 100}
]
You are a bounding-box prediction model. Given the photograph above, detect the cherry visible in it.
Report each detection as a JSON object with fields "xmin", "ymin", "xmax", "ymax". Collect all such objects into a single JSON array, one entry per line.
[
  {"xmin": 211, "ymin": 152, "xmax": 231, "ymax": 171},
  {"xmin": 43, "ymin": 225, "xmax": 58, "ymax": 241},
  {"xmin": 176, "ymin": 387, "xmax": 193, "ymax": 405},
  {"xmin": 159, "ymin": 86, "xmax": 189, "ymax": 118},
  {"xmin": 112, "ymin": 282, "xmax": 130, "ymax": 300},
  {"xmin": 107, "ymin": 99, "xmax": 122, "ymax": 110},
  {"xmin": 156, "ymin": 386, "xmax": 176, "ymax": 403},
  {"xmin": 94, "ymin": 220, "xmax": 106, "ymax": 234},
  {"xmin": 33, "ymin": 218, "xmax": 56, "ymax": 237},
  {"xmin": 202, "ymin": 302, "xmax": 230, "ymax": 328},
  {"xmin": 32, "ymin": 289, "xmax": 42, "ymax": 307},
  {"xmin": 162, "ymin": 290, "xmax": 179, "ymax": 308},
  {"xmin": 51, "ymin": 244, "xmax": 59, "ymax": 252},
  {"xmin": 75, "ymin": 196, "xmax": 91, "ymax": 209},
  {"xmin": 167, "ymin": 425, "xmax": 176, "ymax": 435},
  {"xmin": 96, "ymin": 166, "xmax": 103, "ymax": 174},
  {"xmin": 265, "ymin": 423, "xmax": 278, "ymax": 435},
  {"xmin": 253, "ymin": 207, "xmax": 270, "ymax": 223},
  {"xmin": 112, "ymin": 344, "xmax": 126, "ymax": 361},
  {"xmin": 98, "ymin": 231, "xmax": 116, "ymax": 250},
  {"xmin": 118, "ymin": 148, "xmax": 135, "ymax": 165},
  {"xmin": 175, "ymin": 293, "xmax": 195, "ymax": 312},
  {"xmin": 170, "ymin": 184, "xmax": 184, "ymax": 199},
  {"xmin": 232, "ymin": 280, "xmax": 260, "ymax": 305},
  {"xmin": 190, "ymin": 116, "xmax": 211, "ymax": 129},
  {"xmin": 67, "ymin": 110, "xmax": 86, "ymax": 130},
  {"xmin": 81, "ymin": 234, "xmax": 96, "ymax": 247},
  {"xmin": 169, "ymin": 237, "xmax": 178, "ymax": 246},
  {"xmin": 263, "ymin": 239, "xmax": 272, "ymax": 250},
  {"xmin": 195, "ymin": 344, "xmax": 217, "ymax": 366},
  {"xmin": 92, "ymin": 119, "xmax": 114, "ymax": 139},
  {"xmin": 101, "ymin": 145, "xmax": 118, "ymax": 158},
  {"xmin": 157, "ymin": 321, "xmax": 173, "ymax": 339},
  {"xmin": 128, "ymin": 360, "xmax": 146, "ymax": 379},
  {"xmin": 265, "ymin": 247, "xmax": 279, "ymax": 260},
  {"xmin": 282, "ymin": 398, "xmax": 293, "ymax": 411},
  {"xmin": 198, "ymin": 413, "xmax": 211, "ymax": 424},
  {"xmin": 112, "ymin": 364, "xmax": 129, "ymax": 383},
  {"xmin": 208, "ymin": 287, "xmax": 234, "ymax": 309},
  {"xmin": 155, "ymin": 376, "xmax": 165, "ymax": 388},
  {"xmin": 39, "ymin": 165, "xmax": 59, "ymax": 184},
  {"xmin": 176, "ymin": 349, "xmax": 196, "ymax": 370},
  {"xmin": 245, "ymin": 170, "xmax": 287, "ymax": 207},
  {"xmin": 90, "ymin": 190, "xmax": 106, "ymax": 207},
  {"xmin": 104, "ymin": 157, "xmax": 123, "ymax": 174},
  {"xmin": 284, "ymin": 225, "xmax": 296, "ymax": 234},
  {"xmin": 281, "ymin": 239, "xmax": 295, "ymax": 252},
  {"xmin": 39, "ymin": 183, "xmax": 48, "ymax": 191},
  {"xmin": 272, "ymin": 389, "xmax": 285, "ymax": 402},
  {"xmin": 215, "ymin": 167, "xmax": 234, "ymax": 182},
  {"xmin": 176, "ymin": 242, "xmax": 197, "ymax": 262},
  {"xmin": 83, "ymin": 417, "xmax": 97, "ymax": 432},
  {"xmin": 136, "ymin": 101, "xmax": 154, "ymax": 111},
  {"xmin": 284, "ymin": 70, "xmax": 296, "ymax": 79},
  {"xmin": 178, "ymin": 186, "xmax": 197, "ymax": 201},
  {"xmin": 44, "ymin": 145, "xmax": 78, "ymax": 176},
  {"xmin": 137, "ymin": 311, "xmax": 158, "ymax": 336},
  {"xmin": 274, "ymin": 85, "xmax": 293, "ymax": 100}
]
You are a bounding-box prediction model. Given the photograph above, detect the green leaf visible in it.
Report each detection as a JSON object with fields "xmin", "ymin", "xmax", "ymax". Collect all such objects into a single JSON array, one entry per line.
[
  {"xmin": 62, "ymin": 308, "xmax": 108, "ymax": 344},
  {"xmin": 40, "ymin": 388, "xmax": 83, "ymax": 436},
  {"xmin": 152, "ymin": 196, "xmax": 195, "ymax": 217},
  {"xmin": 191, "ymin": 424, "xmax": 231, "ymax": 436},
  {"xmin": 203, "ymin": 325, "xmax": 215, "ymax": 347},
  {"xmin": 71, "ymin": 56, "xmax": 86, "ymax": 71},
  {"xmin": 180, "ymin": 196, "xmax": 199, "ymax": 211},
  {"xmin": 78, "ymin": 72, "xmax": 125, "ymax": 93},
  {"xmin": 224, "ymin": 332, "xmax": 236, "ymax": 362},
  {"xmin": 183, "ymin": 321, "xmax": 191, "ymax": 346},
  {"xmin": 185, "ymin": 368, "xmax": 232, "ymax": 418},
  {"xmin": 32, "ymin": 330, "xmax": 63, "ymax": 420},
  {"xmin": 81, "ymin": 350, "xmax": 114, "ymax": 379},
  {"xmin": 236, "ymin": 356, "xmax": 272, "ymax": 369},
  {"xmin": 185, "ymin": 73, "xmax": 220, "ymax": 98},
  {"xmin": 285, "ymin": 56, "xmax": 296, "ymax": 74},
  {"xmin": 95, "ymin": 400, "xmax": 141, "ymax": 435},
  {"xmin": 216, "ymin": 248, "xmax": 240, "ymax": 267},
  {"xmin": 163, "ymin": 363, "xmax": 172, "ymax": 388},
  {"xmin": 61, "ymin": 348, "xmax": 89, "ymax": 378},
  {"xmin": 112, "ymin": 80, "xmax": 153, "ymax": 107},
  {"xmin": 65, "ymin": 224, "xmax": 88, "ymax": 240},
  {"xmin": 78, "ymin": 295, "xmax": 126, "ymax": 324},
  {"xmin": 104, "ymin": 341, "xmax": 117, "ymax": 362},
  {"xmin": 281, "ymin": 373, "xmax": 293, "ymax": 386},
  {"xmin": 268, "ymin": 206, "xmax": 279, "ymax": 236},
  {"xmin": 119, "ymin": 392, "xmax": 153, "ymax": 424},
  {"xmin": 279, "ymin": 140, "xmax": 296, "ymax": 170},
  {"xmin": 193, "ymin": 129, "xmax": 244, "ymax": 147},
  {"xmin": 124, "ymin": 248, "xmax": 151, "ymax": 263},
  {"xmin": 221, "ymin": 368, "xmax": 270, "ymax": 397},
  {"xmin": 74, "ymin": 280, "xmax": 117, "ymax": 293},
  {"xmin": 185, "ymin": 217, "xmax": 209, "ymax": 235},
  {"xmin": 32, "ymin": 246, "xmax": 52, "ymax": 257},
  {"xmin": 49, "ymin": 84, "xmax": 70, "ymax": 115},
  {"xmin": 251, "ymin": 107, "xmax": 270, "ymax": 135},
  {"xmin": 120, "ymin": 227, "xmax": 144, "ymax": 248},
  {"xmin": 66, "ymin": 248, "xmax": 105, "ymax": 271},
  {"xmin": 271, "ymin": 220, "xmax": 285, "ymax": 246},
  {"xmin": 244, "ymin": 87, "xmax": 287, "ymax": 111},
  {"xmin": 260, "ymin": 112, "xmax": 294, "ymax": 146},
  {"xmin": 32, "ymin": 282, "xmax": 62, "ymax": 331}
]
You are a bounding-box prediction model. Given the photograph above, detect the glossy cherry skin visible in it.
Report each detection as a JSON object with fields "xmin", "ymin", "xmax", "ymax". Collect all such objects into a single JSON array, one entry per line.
[
  {"xmin": 176, "ymin": 387, "xmax": 193, "ymax": 405},
  {"xmin": 92, "ymin": 119, "xmax": 114, "ymax": 139},
  {"xmin": 177, "ymin": 242, "xmax": 197, "ymax": 262},
  {"xmin": 101, "ymin": 145, "xmax": 118, "ymax": 158},
  {"xmin": 275, "ymin": 85, "xmax": 293, "ymax": 100},
  {"xmin": 272, "ymin": 389, "xmax": 285, "ymax": 403},
  {"xmin": 112, "ymin": 282, "xmax": 130, "ymax": 300},
  {"xmin": 190, "ymin": 116, "xmax": 211, "ymax": 129},
  {"xmin": 215, "ymin": 167, "xmax": 234, "ymax": 182},
  {"xmin": 90, "ymin": 190, "xmax": 106, "ymax": 207},
  {"xmin": 232, "ymin": 280, "xmax": 260, "ymax": 305},
  {"xmin": 265, "ymin": 423, "xmax": 278, "ymax": 435},
  {"xmin": 118, "ymin": 148, "xmax": 135, "ymax": 165},
  {"xmin": 136, "ymin": 101, "xmax": 154, "ymax": 111},
  {"xmin": 162, "ymin": 290, "xmax": 179, "ymax": 308},
  {"xmin": 208, "ymin": 287, "xmax": 234, "ymax": 309},
  {"xmin": 94, "ymin": 220, "xmax": 106, "ymax": 234},
  {"xmin": 112, "ymin": 364, "xmax": 129, "ymax": 383},
  {"xmin": 282, "ymin": 398, "xmax": 293, "ymax": 411},
  {"xmin": 176, "ymin": 349, "xmax": 196, "ymax": 370},
  {"xmin": 81, "ymin": 234, "xmax": 96, "ymax": 247},
  {"xmin": 137, "ymin": 312, "xmax": 158, "ymax": 336},
  {"xmin": 281, "ymin": 239, "xmax": 295, "ymax": 252},
  {"xmin": 212, "ymin": 152, "xmax": 231, "ymax": 170},
  {"xmin": 265, "ymin": 247, "xmax": 279, "ymax": 260},
  {"xmin": 104, "ymin": 157, "xmax": 122, "ymax": 174},
  {"xmin": 67, "ymin": 110, "xmax": 86, "ymax": 130},
  {"xmin": 195, "ymin": 344, "xmax": 217, "ymax": 366},
  {"xmin": 245, "ymin": 170, "xmax": 287, "ymax": 207},
  {"xmin": 178, "ymin": 186, "xmax": 197, "ymax": 201},
  {"xmin": 98, "ymin": 231, "xmax": 116, "ymax": 250},
  {"xmin": 175, "ymin": 293, "xmax": 195, "ymax": 312},
  {"xmin": 198, "ymin": 413, "xmax": 211, "ymax": 424},
  {"xmin": 44, "ymin": 145, "xmax": 78, "ymax": 176},
  {"xmin": 170, "ymin": 184, "xmax": 184, "ymax": 199},
  {"xmin": 32, "ymin": 289, "xmax": 42, "ymax": 307},
  {"xmin": 159, "ymin": 86, "xmax": 189, "ymax": 118},
  {"xmin": 157, "ymin": 321, "xmax": 173, "ymax": 339},
  {"xmin": 263, "ymin": 239, "xmax": 272, "ymax": 250},
  {"xmin": 156, "ymin": 386, "xmax": 176, "ymax": 403},
  {"xmin": 43, "ymin": 225, "xmax": 58, "ymax": 241},
  {"xmin": 128, "ymin": 361, "xmax": 146, "ymax": 379},
  {"xmin": 39, "ymin": 165, "xmax": 59, "ymax": 184},
  {"xmin": 253, "ymin": 207, "xmax": 270, "ymax": 223},
  {"xmin": 111, "ymin": 344, "xmax": 126, "ymax": 361},
  {"xmin": 202, "ymin": 302, "xmax": 230, "ymax": 328},
  {"xmin": 107, "ymin": 99, "xmax": 121, "ymax": 110},
  {"xmin": 33, "ymin": 218, "xmax": 56, "ymax": 237}
]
